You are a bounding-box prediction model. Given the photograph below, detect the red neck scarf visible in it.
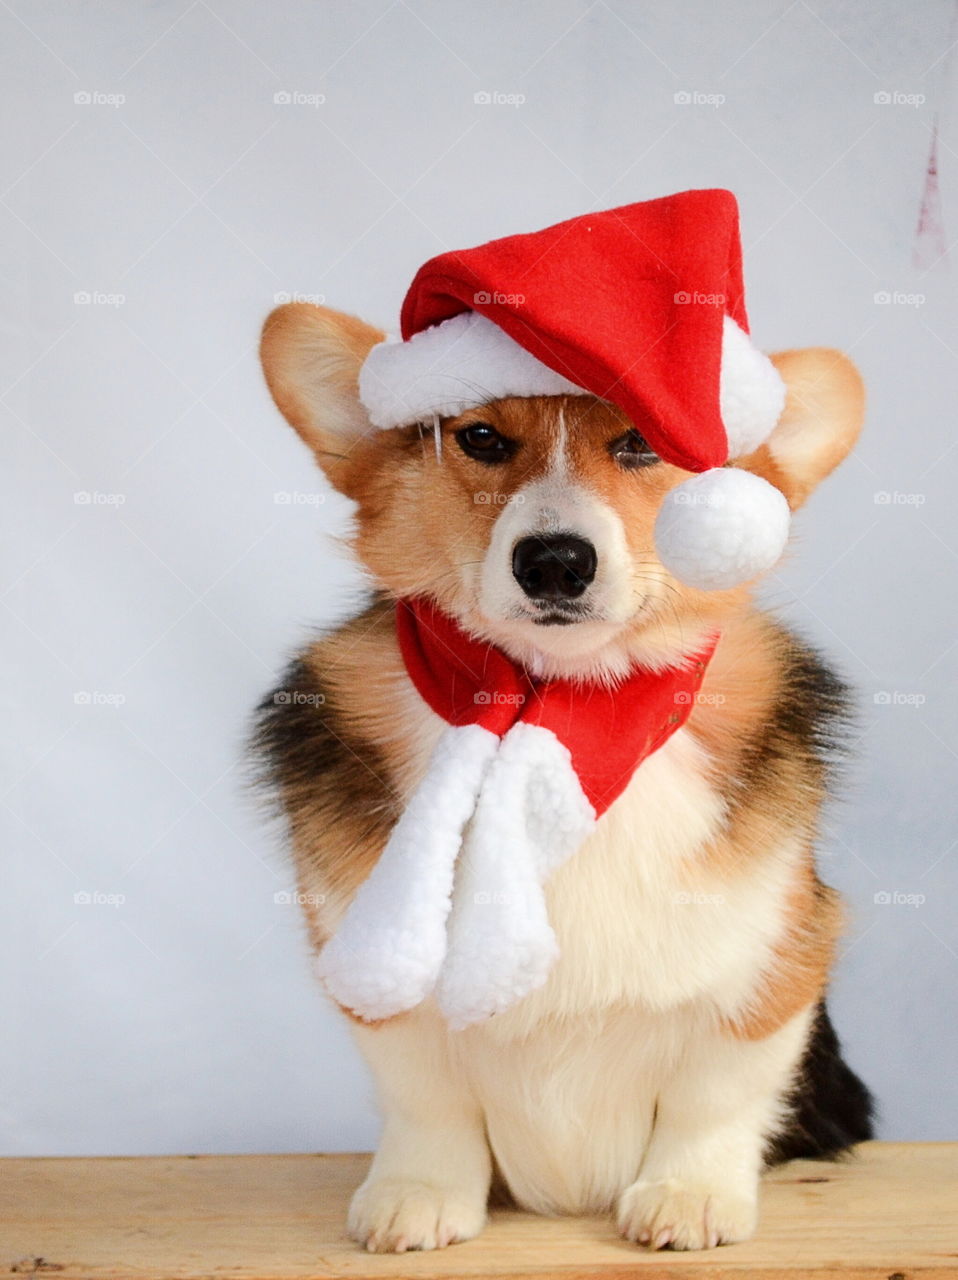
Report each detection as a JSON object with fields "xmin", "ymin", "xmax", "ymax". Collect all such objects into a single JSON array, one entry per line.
[{"xmin": 396, "ymin": 597, "xmax": 717, "ymax": 817}]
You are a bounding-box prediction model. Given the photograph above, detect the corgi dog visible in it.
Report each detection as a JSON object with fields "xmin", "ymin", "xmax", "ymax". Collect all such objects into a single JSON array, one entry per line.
[{"xmin": 253, "ymin": 299, "xmax": 873, "ymax": 1253}]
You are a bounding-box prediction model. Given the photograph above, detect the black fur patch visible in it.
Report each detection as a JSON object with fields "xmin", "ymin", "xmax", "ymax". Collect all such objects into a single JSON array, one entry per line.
[
  {"xmin": 767, "ymin": 1001, "xmax": 875, "ymax": 1163},
  {"xmin": 251, "ymin": 651, "xmax": 398, "ymax": 862},
  {"xmin": 736, "ymin": 631, "xmax": 874, "ymax": 1161},
  {"xmin": 739, "ymin": 627, "xmax": 853, "ymax": 800}
]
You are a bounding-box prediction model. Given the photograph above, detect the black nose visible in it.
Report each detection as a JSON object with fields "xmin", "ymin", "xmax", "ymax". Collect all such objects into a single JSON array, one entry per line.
[{"xmin": 512, "ymin": 534, "xmax": 597, "ymax": 601}]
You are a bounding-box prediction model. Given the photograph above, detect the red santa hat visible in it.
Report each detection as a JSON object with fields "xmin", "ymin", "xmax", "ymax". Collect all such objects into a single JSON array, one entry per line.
[{"xmin": 358, "ymin": 189, "xmax": 790, "ymax": 591}]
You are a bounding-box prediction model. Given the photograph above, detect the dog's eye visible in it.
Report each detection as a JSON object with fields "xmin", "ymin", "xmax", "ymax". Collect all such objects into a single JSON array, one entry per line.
[
  {"xmin": 610, "ymin": 429, "xmax": 658, "ymax": 470},
  {"xmin": 456, "ymin": 422, "xmax": 514, "ymax": 463}
]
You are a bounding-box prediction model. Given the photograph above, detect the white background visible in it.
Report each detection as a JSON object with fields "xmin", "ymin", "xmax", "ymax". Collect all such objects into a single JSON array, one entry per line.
[{"xmin": 3, "ymin": 0, "xmax": 957, "ymax": 1155}]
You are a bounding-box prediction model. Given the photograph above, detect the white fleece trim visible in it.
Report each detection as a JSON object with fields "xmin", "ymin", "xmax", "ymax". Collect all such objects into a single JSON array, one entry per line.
[
  {"xmin": 315, "ymin": 723, "xmax": 499, "ymax": 1021},
  {"xmin": 654, "ymin": 467, "xmax": 791, "ymax": 591},
  {"xmin": 358, "ymin": 311, "xmax": 586, "ymax": 429},
  {"xmin": 720, "ymin": 316, "xmax": 786, "ymax": 457},
  {"xmin": 359, "ymin": 311, "xmax": 785, "ymax": 462},
  {"xmin": 437, "ymin": 723, "xmax": 596, "ymax": 1029}
]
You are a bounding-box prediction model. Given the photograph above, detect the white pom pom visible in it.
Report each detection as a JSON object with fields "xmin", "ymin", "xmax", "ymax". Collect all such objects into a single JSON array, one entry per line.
[
  {"xmin": 720, "ymin": 317, "xmax": 786, "ymax": 457},
  {"xmin": 654, "ymin": 468, "xmax": 791, "ymax": 590}
]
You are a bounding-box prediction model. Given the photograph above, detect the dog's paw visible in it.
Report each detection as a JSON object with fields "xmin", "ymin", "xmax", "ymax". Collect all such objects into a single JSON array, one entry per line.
[
  {"xmin": 347, "ymin": 1177, "xmax": 486, "ymax": 1253},
  {"xmin": 616, "ymin": 1177, "xmax": 757, "ymax": 1251}
]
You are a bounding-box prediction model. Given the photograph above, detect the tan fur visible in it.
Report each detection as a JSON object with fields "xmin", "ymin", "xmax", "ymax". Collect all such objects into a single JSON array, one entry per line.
[{"xmin": 257, "ymin": 302, "xmax": 866, "ymax": 1251}]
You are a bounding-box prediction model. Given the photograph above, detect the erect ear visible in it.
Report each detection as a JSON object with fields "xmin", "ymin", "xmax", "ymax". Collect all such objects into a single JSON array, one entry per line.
[
  {"xmin": 260, "ymin": 302, "xmax": 384, "ymax": 495},
  {"xmin": 739, "ymin": 348, "xmax": 865, "ymax": 510}
]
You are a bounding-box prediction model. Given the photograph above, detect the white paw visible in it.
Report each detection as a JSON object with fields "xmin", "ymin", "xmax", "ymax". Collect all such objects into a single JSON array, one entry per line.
[
  {"xmin": 616, "ymin": 1177, "xmax": 757, "ymax": 1251},
  {"xmin": 347, "ymin": 1177, "xmax": 487, "ymax": 1253}
]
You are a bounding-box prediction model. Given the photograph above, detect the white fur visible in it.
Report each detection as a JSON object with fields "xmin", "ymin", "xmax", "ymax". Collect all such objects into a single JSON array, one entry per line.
[
  {"xmin": 720, "ymin": 315, "xmax": 787, "ymax": 457},
  {"xmin": 437, "ymin": 723, "xmax": 595, "ymax": 1028},
  {"xmin": 359, "ymin": 312, "xmax": 585, "ymax": 429},
  {"xmin": 316, "ymin": 722, "xmax": 498, "ymax": 1021},
  {"xmin": 654, "ymin": 467, "xmax": 792, "ymax": 591}
]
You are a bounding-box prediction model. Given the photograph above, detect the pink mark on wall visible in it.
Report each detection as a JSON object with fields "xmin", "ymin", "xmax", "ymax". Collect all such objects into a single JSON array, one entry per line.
[{"xmin": 914, "ymin": 117, "xmax": 948, "ymax": 271}]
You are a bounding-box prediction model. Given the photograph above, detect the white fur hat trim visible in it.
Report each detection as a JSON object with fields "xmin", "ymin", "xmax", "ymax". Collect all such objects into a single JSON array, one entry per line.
[{"xmin": 360, "ymin": 311, "xmax": 784, "ymax": 461}]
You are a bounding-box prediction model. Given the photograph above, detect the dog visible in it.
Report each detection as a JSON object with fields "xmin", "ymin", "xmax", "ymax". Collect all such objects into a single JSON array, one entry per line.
[{"xmin": 253, "ymin": 299, "xmax": 873, "ymax": 1252}]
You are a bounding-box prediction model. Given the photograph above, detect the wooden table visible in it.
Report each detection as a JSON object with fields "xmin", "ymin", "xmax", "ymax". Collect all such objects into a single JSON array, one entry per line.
[{"xmin": 3, "ymin": 1142, "xmax": 956, "ymax": 1278}]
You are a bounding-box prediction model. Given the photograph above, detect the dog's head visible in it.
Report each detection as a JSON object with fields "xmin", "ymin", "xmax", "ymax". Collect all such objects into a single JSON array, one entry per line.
[{"xmin": 261, "ymin": 303, "xmax": 863, "ymax": 677}]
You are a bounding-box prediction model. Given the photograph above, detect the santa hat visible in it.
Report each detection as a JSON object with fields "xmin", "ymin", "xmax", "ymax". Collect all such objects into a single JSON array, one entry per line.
[{"xmin": 358, "ymin": 189, "xmax": 790, "ymax": 591}]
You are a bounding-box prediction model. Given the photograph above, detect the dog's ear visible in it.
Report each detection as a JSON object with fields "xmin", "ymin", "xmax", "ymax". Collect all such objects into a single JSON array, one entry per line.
[
  {"xmin": 740, "ymin": 348, "xmax": 865, "ymax": 509},
  {"xmin": 260, "ymin": 303, "xmax": 384, "ymax": 495}
]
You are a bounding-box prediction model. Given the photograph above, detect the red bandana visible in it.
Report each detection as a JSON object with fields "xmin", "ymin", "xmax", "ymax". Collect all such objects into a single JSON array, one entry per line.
[{"xmin": 396, "ymin": 598, "xmax": 717, "ymax": 817}]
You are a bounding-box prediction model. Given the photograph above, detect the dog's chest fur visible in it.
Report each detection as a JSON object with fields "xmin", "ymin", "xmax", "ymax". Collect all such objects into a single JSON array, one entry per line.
[
  {"xmin": 450, "ymin": 728, "xmax": 800, "ymax": 1212},
  {"xmin": 334, "ymin": 699, "xmax": 798, "ymax": 1214}
]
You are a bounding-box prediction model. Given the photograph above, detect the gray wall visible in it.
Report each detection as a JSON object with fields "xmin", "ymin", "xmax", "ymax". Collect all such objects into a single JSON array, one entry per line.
[{"xmin": 3, "ymin": 0, "xmax": 956, "ymax": 1155}]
